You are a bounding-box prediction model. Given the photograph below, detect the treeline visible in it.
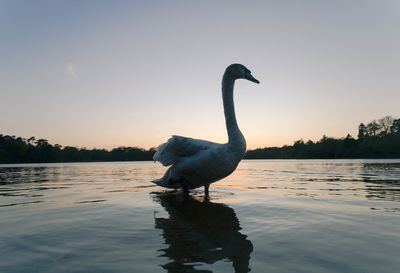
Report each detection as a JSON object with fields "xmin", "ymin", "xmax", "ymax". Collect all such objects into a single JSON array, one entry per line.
[
  {"xmin": 0, "ymin": 136, "xmax": 155, "ymax": 163},
  {"xmin": 245, "ymin": 115, "xmax": 400, "ymax": 159},
  {"xmin": 1, "ymin": 115, "xmax": 399, "ymax": 163}
]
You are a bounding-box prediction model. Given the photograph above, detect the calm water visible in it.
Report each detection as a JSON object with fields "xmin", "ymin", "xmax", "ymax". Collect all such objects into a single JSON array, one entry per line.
[{"xmin": 1, "ymin": 159, "xmax": 400, "ymax": 273}]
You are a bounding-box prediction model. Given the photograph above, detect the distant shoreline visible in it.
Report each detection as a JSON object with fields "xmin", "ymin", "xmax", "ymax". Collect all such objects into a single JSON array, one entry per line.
[
  {"xmin": 1, "ymin": 115, "xmax": 399, "ymax": 164},
  {"xmin": 1, "ymin": 135, "xmax": 399, "ymax": 164},
  {"xmin": 2, "ymin": 158, "xmax": 400, "ymax": 166}
]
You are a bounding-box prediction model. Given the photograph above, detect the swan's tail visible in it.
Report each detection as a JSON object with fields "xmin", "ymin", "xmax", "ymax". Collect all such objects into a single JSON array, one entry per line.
[
  {"xmin": 152, "ymin": 177, "xmax": 180, "ymax": 189},
  {"xmin": 152, "ymin": 177, "xmax": 168, "ymax": 188},
  {"xmin": 152, "ymin": 167, "xmax": 178, "ymax": 189}
]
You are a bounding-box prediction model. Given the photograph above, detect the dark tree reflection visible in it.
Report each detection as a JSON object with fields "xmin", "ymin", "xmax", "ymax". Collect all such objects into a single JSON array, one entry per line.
[
  {"xmin": 152, "ymin": 192, "xmax": 253, "ymax": 273},
  {"xmin": 362, "ymin": 162, "xmax": 400, "ymax": 202}
]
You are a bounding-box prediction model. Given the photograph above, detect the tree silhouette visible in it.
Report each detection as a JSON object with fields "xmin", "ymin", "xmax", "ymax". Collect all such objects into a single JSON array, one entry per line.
[
  {"xmin": 366, "ymin": 120, "xmax": 381, "ymax": 136},
  {"xmin": 378, "ymin": 116, "xmax": 395, "ymax": 135},
  {"xmin": 391, "ymin": 119, "xmax": 400, "ymax": 134},
  {"xmin": 1, "ymin": 115, "xmax": 399, "ymax": 163},
  {"xmin": 358, "ymin": 123, "xmax": 367, "ymax": 140},
  {"xmin": 245, "ymin": 115, "xmax": 399, "ymax": 159}
]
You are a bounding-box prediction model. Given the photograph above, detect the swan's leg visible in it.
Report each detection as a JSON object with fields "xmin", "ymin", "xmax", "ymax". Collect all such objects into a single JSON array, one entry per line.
[
  {"xmin": 171, "ymin": 176, "xmax": 189, "ymax": 196},
  {"xmin": 204, "ymin": 184, "xmax": 209, "ymax": 196},
  {"xmin": 181, "ymin": 184, "xmax": 189, "ymax": 196}
]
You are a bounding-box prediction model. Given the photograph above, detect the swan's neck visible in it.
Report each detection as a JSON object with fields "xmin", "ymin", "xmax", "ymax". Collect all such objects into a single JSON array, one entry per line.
[{"xmin": 222, "ymin": 73, "xmax": 246, "ymax": 152}]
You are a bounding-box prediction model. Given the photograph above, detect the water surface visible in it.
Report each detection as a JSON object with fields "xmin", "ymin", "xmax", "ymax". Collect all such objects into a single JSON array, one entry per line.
[{"xmin": 1, "ymin": 159, "xmax": 399, "ymax": 273}]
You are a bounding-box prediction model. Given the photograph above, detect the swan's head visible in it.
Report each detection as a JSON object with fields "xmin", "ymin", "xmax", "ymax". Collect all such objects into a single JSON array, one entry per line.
[{"xmin": 226, "ymin": 64, "xmax": 260, "ymax": 84}]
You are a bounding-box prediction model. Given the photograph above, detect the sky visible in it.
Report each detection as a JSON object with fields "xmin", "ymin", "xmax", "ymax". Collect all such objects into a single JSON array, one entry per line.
[{"xmin": 1, "ymin": 0, "xmax": 399, "ymax": 150}]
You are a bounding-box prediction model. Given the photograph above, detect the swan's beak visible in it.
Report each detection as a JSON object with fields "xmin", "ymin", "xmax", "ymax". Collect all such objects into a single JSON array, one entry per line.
[{"xmin": 245, "ymin": 73, "xmax": 260, "ymax": 84}]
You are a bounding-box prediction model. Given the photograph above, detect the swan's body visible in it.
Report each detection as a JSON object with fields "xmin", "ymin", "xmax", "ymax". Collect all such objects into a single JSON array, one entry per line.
[{"xmin": 153, "ymin": 64, "xmax": 259, "ymax": 195}]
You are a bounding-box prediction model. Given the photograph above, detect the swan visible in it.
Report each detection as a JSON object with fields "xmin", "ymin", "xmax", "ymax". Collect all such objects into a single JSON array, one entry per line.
[{"xmin": 152, "ymin": 64, "xmax": 259, "ymax": 195}]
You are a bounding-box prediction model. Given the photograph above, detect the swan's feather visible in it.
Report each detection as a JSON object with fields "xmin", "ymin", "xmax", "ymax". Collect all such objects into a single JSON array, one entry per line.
[
  {"xmin": 153, "ymin": 135, "xmax": 217, "ymax": 166},
  {"xmin": 152, "ymin": 64, "xmax": 257, "ymax": 192}
]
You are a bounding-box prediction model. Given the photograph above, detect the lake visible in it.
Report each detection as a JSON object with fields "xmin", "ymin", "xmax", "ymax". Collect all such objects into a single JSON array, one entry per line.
[{"xmin": 1, "ymin": 159, "xmax": 400, "ymax": 273}]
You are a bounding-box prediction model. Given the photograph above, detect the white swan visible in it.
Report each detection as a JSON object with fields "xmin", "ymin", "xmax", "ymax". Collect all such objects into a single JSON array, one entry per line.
[{"xmin": 153, "ymin": 64, "xmax": 259, "ymax": 195}]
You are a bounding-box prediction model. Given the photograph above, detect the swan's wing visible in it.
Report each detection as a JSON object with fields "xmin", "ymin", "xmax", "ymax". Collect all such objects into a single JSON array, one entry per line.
[{"xmin": 153, "ymin": 135, "xmax": 216, "ymax": 166}]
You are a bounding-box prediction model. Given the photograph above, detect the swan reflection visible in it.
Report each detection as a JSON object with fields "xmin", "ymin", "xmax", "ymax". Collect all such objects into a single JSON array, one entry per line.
[{"xmin": 152, "ymin": 192, "xmax": 253, "ymax": 273}]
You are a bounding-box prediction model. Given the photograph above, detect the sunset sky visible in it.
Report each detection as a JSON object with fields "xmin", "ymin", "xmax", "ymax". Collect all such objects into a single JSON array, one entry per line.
[{"xmin": 1, "ymin": 1, "xmax": 399, "ymax": 150}]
